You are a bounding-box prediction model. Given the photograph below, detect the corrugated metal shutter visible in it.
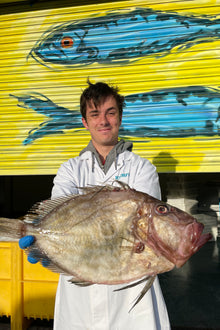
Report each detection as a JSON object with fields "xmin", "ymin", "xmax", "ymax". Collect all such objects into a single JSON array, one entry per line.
[{"xmin": 0, "ymin": 0, "xmax": 220, "ymax": 175}]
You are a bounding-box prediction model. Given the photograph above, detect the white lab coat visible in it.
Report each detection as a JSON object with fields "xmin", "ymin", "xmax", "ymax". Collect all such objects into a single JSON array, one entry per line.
[{"xmin": 51, "ymin": 149, "xmax": 170, "ymax": 330}]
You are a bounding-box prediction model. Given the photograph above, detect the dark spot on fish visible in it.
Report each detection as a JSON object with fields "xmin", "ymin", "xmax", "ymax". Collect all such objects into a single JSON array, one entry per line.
[
  {"xmin": 216, "ymin": 106, "xmax": 220, "ymax": 121},
  {"xmin": 151, "ymin": 93, "xmax": 166, "ymax": 103},
  {"xmin": 87, "ymin": 47, "xmax": 99, "ymax": 58},
  {"xmin": 141, "ymin": 94, "xmax": 150, "ymax": 102},
  {"xmin": 204, "ymin": 120, "xmax": 215, "ymax": 135},
  {"xmin": 100, "ymin": 221, "xmax": 116, "ymax": 239},
  {"xmin": 134, "ymin": 241, "xmax": 145, "ymax": 253},
  {"xmin": 177, "ymin": 96, "xmax": 187, "ymax": 106},
  {"xmin": 21, "ymin": 223, "xmax": 27, "ymax": 237},
  {"xmin": 137, "ymin": 209, "xmax": 143, "ymax": 217},
  {"xmin": 131, "ymin": 16, "xmax": 138, "ymax": 22}
]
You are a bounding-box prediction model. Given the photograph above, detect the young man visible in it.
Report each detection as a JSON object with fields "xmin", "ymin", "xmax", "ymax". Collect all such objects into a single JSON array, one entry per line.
[{"xmin": 20, "ymin": 81, "xmax": 170, "ymax": 329}]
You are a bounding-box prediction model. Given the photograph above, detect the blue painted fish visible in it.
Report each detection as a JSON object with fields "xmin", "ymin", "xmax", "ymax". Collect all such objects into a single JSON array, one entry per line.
[
  {"xmin": 11, "ymin": 86, "xmax": 220, "ymax": 145},
  {"xmin": 28, "ymin": 8, "xmax": 220, "ymax": 68},
  {"xmin": 10, "ymin": 93, "xmax": 83, "ymax": 145},
  {"xmin": 121, "ymin": 86, "xmax": 220, "ymax": 138}
]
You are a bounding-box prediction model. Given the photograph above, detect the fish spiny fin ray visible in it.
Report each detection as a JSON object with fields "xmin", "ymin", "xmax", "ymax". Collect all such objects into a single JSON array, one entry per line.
[
  {"xmin": 24, "ymin": 195, "xmax": 80, "ymax": 224},
  {"xmin": 114, "ymin": 275, "xmax": 156, "ymax": 311},
  {"xmin": 25, "ymin": 244, "xmax": 73, "ymax": 275},
  {"xmin": 114, "ymin": 275, "xmax": 151, "ymax": 292},
  {"xmin": 129, "ymin": 275, "xmax": 156, "ymax": 312},
  {"xmin": 79, "ymin": 181, "xmax": 130, "ymax": 195},
  {"xmin": 69, "ymin": 279, "xmax": 92, "ymax": 286}
]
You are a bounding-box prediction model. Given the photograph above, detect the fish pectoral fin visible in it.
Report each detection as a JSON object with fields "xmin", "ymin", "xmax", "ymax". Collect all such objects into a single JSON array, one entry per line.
[
  {"xmin": 129, "ymin": 275, "xmax": 156, "ymax": 312},
  {"xmin": 114, "ymin": 275, "xmax": 156, "ymax": 312},
  {"xmin": 113, "ymin": 275, "xmax": 151, "ymax": 292}
]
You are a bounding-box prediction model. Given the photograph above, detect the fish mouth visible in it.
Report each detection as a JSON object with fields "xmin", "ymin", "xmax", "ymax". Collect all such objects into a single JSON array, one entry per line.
[
  {"xmin": 186, "ymin": 221, "xmax": 212, "ymax": 252},
  {"xmin": 145, "ymin": 219, "xmax": 212, "ymax": 268},
  {"xmin": 175, "ymin": 221, "xmax": 212, "ymax": 268},
  {"xmin": 195, "ymin": 231, "xmax": 212, "ymax": 250}
]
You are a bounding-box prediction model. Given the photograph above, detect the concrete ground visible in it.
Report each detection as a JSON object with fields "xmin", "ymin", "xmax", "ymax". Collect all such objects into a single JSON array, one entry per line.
[{"xmin": 159, "ymin": 240, "xmax": 220, "ymax": 330}]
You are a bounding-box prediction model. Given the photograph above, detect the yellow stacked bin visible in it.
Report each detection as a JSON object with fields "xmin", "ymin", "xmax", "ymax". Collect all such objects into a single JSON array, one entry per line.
[
  {"xmin": 0, "ymin": 242, "xmax": 59, "ymax": 329},
  {"xmin": 0, "ymin": 242, "xmax": 11, "ymax": 317}
]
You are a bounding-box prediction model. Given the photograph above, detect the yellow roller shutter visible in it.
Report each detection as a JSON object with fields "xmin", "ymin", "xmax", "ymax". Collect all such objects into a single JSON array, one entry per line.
[{"xmin": 0, "ymin": 0, "xmax": 220, "ymax": 174}]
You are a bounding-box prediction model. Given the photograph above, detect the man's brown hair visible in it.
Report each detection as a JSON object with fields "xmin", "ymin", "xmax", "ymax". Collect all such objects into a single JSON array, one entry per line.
[{"xmin": 80, "ymin": 79, "xmax": 125, "ymax": 120}]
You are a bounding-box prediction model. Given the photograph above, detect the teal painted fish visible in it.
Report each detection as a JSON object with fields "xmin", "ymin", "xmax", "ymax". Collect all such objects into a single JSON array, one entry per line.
[
  {"xmin": 10, "ymin": 92, "xmax": 82, "ymax": 144},
  {"xmin": 28, "ymin": 8, "xmax": 220, "ymax": 68},
  {"xmin": 11, "ymin": 86, "xmax": 220, "ymax": 145}
]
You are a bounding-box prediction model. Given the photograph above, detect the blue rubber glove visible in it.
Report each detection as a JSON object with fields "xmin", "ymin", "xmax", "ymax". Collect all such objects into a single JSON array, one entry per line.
[
  {"xmin": 19, "ymin": 235, "xmax": 50, "ymax": 266},
  {"xmin": 19, "ymin": 236, "xmax": 39, "ymax": 264},
  {"xmin": 19, "ymin": 235, "xmax": 35, "ymax": 249}
]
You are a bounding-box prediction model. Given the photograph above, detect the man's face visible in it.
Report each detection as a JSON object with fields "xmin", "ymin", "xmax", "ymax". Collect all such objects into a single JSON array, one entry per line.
[{"xmin": 82, "ymin": 96, "xmax": 122, "ymax": 148}]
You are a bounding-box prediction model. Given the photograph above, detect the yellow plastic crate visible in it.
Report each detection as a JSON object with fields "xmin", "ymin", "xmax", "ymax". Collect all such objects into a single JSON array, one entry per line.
[
  {"xmin": 0, "ymin": 242, "xmax": 59, "ymax": 329},
  {"xmin": 0, "ymin": 281, "xmax": 11, "ymax": 317},
  {"xmin": 0, "ymin": 243, "xmax": 11, "ymax": 279},
  {"xmin": 23, "ymin": 281, "xmax": 58, "ymax": 319},
  {"xmin": 0, "ymin": 243, "xmax": 11, "ymax": 317}
]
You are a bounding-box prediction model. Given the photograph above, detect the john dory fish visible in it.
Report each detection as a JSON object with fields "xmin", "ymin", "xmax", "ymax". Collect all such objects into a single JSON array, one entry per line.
[{"xmin": 0, "ymin": 183, "xmax": 211, "ymax": 307}]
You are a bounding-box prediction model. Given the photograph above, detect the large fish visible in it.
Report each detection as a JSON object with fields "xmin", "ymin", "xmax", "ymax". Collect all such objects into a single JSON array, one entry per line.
[
  {"xmin": 28, "ymin": 8, "xmax": 220, "ymax": 68},
  {"xmin": 11, "ymin": 85, "xmax": 220, "ymax": 145},
  {"xmin": 0, "ymin": 182, "xmax": 211, "ymax": 309}
]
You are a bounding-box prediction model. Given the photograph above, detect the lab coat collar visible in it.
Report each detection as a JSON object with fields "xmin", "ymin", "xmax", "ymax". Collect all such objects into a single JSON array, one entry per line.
[{"xmin": 79, "ymin": 139, "xmax": 133, "ymax": 174}]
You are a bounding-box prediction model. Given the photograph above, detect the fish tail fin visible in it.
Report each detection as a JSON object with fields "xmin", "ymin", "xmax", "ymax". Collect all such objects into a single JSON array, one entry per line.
[{"xmin": 0, "ymin": 217, "xmax": 24, "ymax": 241}]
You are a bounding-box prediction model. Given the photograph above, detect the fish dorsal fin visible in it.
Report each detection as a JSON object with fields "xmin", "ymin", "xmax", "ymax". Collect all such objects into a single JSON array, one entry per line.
[
  {"xmin": 23, "ymin": 194, "xmax": 79, "ymax": 224},
  {"xmin": 79, "ymin": 181, "xmax": 130, "ymax": 195},
  {"xmin": 24, "ymin": 181, "xmax": 130, "ymax": 225}
]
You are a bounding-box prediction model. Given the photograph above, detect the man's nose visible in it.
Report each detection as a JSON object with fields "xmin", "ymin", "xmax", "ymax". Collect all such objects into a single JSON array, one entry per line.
[{"xmin": 99, "ymin": 113, "xmax": 109, "ymax": 125}]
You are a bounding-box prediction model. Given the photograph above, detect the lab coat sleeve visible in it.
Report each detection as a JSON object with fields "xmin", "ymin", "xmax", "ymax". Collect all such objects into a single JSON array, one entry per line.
[
  {"xmin": 51, "ymin": 160, "xmax": 78, "ymax": 198},
  {"xmin": 132, "ymin": 158, "xmax": 161, "ymax": 200}
]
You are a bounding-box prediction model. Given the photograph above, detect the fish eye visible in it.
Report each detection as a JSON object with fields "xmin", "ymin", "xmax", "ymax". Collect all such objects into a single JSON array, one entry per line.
[
  {"xmin": 61, "ymin": 36, "xmax": 74, "ymax": 48},
  {"xmin": 156, "ymin": 205, "xmax": 169, "ymax": 214}
]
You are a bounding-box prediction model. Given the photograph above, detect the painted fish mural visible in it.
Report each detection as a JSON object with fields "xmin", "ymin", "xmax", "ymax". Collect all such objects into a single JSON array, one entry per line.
[
  {"xmin": 11, "ymin": 86, "xmax": 220, "ymax": 145},
  {"xmin": 28, "ymin": 8, "xmax": 220, "ymax": 68}
]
